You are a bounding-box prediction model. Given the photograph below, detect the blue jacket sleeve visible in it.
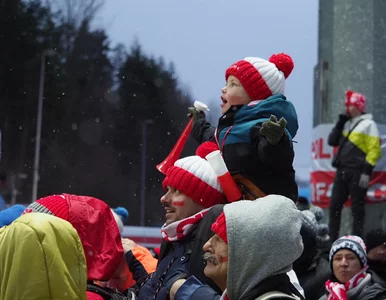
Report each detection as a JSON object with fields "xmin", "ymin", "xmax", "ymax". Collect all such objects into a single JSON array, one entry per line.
[{"xmin": 174, "ymin": 276, "xmax": 221, "ymax": 300}]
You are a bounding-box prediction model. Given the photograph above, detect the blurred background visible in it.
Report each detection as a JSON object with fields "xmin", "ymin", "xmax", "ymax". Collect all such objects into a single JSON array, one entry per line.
[{"xmin": 2, "ymin": 1, "xmax": 385, "ymax": 229}]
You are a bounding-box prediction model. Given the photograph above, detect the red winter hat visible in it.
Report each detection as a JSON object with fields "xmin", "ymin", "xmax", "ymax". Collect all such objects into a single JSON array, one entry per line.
[
  {"xmin": 162, "ymin": 142, "xmax": 227, "ymax": 208},
  {"xmin": 225, "ymin": 53, "xmax": 294, "ymax": 101},
  {"xmin": 211, "ymin": 212, "xmax": 227, "ymax": 243},
  {"xmin": 23, "ymin": 194, "xmax": 124, "ymax": 281},
  {"xmin": 345, "ymin": 90, "xmax": 366, "ymax": 113}
]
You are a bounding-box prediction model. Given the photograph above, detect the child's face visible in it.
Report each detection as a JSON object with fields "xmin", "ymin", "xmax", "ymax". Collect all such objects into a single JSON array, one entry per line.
[{"xmin": 221, "ymin": 75, "xmax": 251, "ymax": 114}]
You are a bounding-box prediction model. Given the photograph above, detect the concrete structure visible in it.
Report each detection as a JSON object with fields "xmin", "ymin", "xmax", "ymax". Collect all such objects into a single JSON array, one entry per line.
[
  {"xmin": 315, "ymin": 0, "xmax": 386, "ymax": 125},
  {"xmin": 314, "ymin": 0, "xmax": 386, "ymax": 236}
]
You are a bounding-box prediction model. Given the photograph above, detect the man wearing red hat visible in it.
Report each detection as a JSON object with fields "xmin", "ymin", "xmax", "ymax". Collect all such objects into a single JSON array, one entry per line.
[
  {"xmin": 328, "ymin": 90, "xmax": 381, "ymax": 241},
  {"xmin": 169, "ymin": 195, "xmax": 305, "ymax": 300},
  {"xmin": 126, "ymin": 142, "xmax": 227, "ymax": 300}
]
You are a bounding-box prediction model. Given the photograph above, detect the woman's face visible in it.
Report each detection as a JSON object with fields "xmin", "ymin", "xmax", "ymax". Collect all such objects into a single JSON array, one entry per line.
[{"xmin": 332, "ymin": 249, "xmax": 362, "ymax": 283}]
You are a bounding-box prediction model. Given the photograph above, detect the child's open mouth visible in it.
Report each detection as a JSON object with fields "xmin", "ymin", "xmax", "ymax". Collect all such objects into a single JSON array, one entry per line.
[{"xmin": 221, "ymin": 96, "xmax": 227, "ymax": 107}]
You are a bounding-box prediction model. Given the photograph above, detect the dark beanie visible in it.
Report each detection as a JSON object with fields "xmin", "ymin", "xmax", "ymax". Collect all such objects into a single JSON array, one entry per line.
[{"xmin": 365, "ymin": 229, "xmax": 386, "ymax": 252}]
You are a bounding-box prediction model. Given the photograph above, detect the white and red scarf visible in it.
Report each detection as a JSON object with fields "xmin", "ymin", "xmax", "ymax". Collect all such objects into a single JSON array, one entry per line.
[
  {"xmin": 219, "ymin": 289, "xmax": 228, "ymax": 300},
  {"xmin": 326, "ymin": 266, "xmax": 368, "ymax": 300},
  {"xmin": 161, "ymin": 208, "xmax": 210, "ymax": 242}
]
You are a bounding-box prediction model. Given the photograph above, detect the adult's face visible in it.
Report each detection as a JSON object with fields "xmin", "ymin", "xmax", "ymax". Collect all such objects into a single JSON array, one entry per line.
[
  {"xmin": 368, "ymin": 243, "xmax": 386, "ymax": 262},
  {"xmin": 160, "ymin": 187, "xmax": 204, "ymax": 226},
  {"xmin": 203, "ymin": 234, "xmax": 228, "ymax": 291},
  {"xmin": 332, "ymin": 249, "xmax": 362, "ymax": 283}
]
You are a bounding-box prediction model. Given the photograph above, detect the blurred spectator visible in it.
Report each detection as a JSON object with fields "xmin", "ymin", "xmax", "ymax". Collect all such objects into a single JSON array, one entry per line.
[
  {"xmin": 319, "ymin": 235, "xmax": 386, "ymax": 300},
  {"xmin": 365, "ymin": 229, "xmax": 386, "ymax": 284},
  {"xmin": 0, "ymin": 204, "xmax": 26, "ymax": 227},
  {"xmin": 0, "ymin": 213, "xmax": 87, "ymax": 299}
]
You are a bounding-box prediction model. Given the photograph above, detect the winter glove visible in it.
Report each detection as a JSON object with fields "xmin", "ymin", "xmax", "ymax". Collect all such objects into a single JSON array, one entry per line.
[
  {"xmin": 358, "ymin": 173, "xmax": 370, "ymax": 189},
  {"xmin": 339, "ymin": 113, "xmax": 350, "ymax": 123},
  {"xmin": 259, "ymin": 115, "xmax": 287, "ymax": 145},
  {"xmin": 336, "ymin": 113, "xmax": 350, "ymax": 130},
  {"xmin": 187, "ymin": 107, "xmax": 205, "ymax": 120}
]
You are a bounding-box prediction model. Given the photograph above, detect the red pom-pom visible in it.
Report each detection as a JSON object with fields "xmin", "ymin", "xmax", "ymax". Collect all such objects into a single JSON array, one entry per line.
[
  {"xmin": 345, "ymin": 90, "xmax": 354, "ymax": 100},
  {"xmin": 196, "ymin": 141, "xmax": 219, "ymax": 159},
  {"xmin": 269, "ymin": 53, "xmax": 294, "ymax": 79}
]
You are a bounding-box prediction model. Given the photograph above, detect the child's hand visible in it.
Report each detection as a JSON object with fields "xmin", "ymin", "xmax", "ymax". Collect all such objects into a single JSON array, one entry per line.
[
  {"xmin": 260, "ymin": 115, "xmax": 287, "ymax": 145},
  {"xmin": 187, "ymin": 107, "xmax": 205, "ymax": 120}
]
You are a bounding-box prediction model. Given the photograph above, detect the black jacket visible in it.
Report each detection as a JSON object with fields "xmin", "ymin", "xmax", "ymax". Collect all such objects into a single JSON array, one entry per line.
[
  {"xmin": 328, "ymin": 114, "xmax": 381, "ymax": 175},
  {"xmin": 138, "ymin": 205, "xmax": 224, "ymax": 300}
]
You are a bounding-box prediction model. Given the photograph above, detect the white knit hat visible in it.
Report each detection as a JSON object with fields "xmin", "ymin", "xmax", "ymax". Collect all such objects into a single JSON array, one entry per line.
[
  {"xmin": 162, "ymin": 142, "xmax": 227, "ymax": 208},
  {"xmin": 225, "ymin": 53, "xmax": 294, "ymax": 101}
]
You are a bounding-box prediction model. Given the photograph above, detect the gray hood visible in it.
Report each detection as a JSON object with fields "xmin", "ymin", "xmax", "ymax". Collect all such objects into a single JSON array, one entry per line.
[{"xmin": 225, "ymin": 195, "xmax": 304, "ymax": 300}]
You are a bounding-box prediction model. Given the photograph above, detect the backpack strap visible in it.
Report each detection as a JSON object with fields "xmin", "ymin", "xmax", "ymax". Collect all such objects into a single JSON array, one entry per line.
[
  {"xmin": 87, "ymin": 283, "xmax": 130, "ymax": 300},
  {"xmin": 255, "ymin": 291, "xmax": 300, "ymax": 300}
]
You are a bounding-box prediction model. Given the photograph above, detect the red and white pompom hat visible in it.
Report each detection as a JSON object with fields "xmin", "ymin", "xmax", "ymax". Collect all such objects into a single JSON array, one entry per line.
[
  {"xmin": 162, "ymin": 142, "xmax": 228, "ymax": 208},
  {"xmin": 225, "ymin": 53, "xmax": 294, "ymax": 101},
  {"xmin": 345, "ymin": 90, "xmax": 366, "ymax": 113}
]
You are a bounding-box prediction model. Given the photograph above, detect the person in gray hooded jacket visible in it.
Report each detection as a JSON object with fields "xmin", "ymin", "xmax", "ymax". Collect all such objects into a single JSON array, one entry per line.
[{"xmin": 169, "ymin": 195, "xmax": 305, "ymax": 300}]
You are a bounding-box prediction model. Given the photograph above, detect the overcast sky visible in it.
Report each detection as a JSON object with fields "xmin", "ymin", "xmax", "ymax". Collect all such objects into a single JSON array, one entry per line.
[{"xmin": 98, "ymin": 0, "xmax": 319, "ymax": 181}]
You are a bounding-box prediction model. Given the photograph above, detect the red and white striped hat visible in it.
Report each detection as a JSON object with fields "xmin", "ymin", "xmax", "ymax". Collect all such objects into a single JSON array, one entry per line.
[
  {"xmin": 225, "ymin": 53, "xmax": 294, "ymax": 101},
  {"xmin": 162, "ymin": 142, "xmax": 227, "ymax": 208}
]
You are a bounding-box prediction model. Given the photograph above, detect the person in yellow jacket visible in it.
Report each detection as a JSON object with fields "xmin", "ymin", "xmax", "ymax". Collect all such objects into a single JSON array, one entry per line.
[
  {"xmin": 0, "ymin": 213, "xmax": 87, "ymax": 300},
  {"xmin": 328, "ymin": 90, "xmax": 382, "ymax": 241}
]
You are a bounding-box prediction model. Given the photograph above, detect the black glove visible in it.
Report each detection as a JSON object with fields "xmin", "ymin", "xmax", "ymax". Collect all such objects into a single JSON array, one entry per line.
[
  {"xmin": 336, "ymin": 113, "xmax": 350, "ymax": 129},
  {"xmin": 187, "ymin": 107, "xmax": 205, "ymax": 120}
]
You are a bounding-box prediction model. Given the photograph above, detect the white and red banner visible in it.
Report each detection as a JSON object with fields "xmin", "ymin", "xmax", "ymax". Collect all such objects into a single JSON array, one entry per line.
[
  {"xmin": 121, "ymin": 226, "xmax": 162, "ymax": 248},
  {"xmin": 311, "ymin": 124, "xmax": 386, "ymax": 208}
]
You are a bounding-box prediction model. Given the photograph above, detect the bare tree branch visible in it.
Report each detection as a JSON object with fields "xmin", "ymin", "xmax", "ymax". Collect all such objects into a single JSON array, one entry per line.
[{"xmin": 48, "ymin": 0, "xmax": 105, "ymax": 28}]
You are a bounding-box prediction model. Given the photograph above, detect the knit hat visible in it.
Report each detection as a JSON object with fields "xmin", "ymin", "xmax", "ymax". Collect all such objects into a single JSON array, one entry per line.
[
  {"xmin": 0, "ymin": 204, "xmax": 26, "ymax": 227},
  {"xmin": 211, "ymin": 211, "xmax": 227, "ymax": 243},
  {"xmin": 162, "ymin": 142, "xmax": 227, "ymax": 208},
  {"xmin": 365, "ymin": 229, "xmax": 386, "ymax": 252},
  {"xmin": 111, "ymin": 207, "xmax": 129, "ymax": 234},
  {"xmin": 225, "ymin": 53, "xmax": 294, "ymax": 101},
  {"xmin": 329, "ymin": 235, "xmax": 367, "ymax": 268},
  {"xmin": 345, "ymin": 90, "xmax": 366, "ymax": 113}
]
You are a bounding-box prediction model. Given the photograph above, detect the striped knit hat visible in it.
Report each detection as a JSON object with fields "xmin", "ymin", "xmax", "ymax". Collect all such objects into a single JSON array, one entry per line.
[
  {"xmin": 162, "ymin": 142, "xmax": 227, "ymax": 208},
  {"xmin": 225, "ymin": 53, "xmax": 294, "ymax": 101},
  {"xmin": 329, "ymin": 235, "xmax": 367, "ymax": 268}
]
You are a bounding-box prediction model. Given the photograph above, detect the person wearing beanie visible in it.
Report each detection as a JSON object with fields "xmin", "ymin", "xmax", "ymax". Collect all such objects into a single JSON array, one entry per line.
[
  {"xmin": 293, "ymin": 209, "xmax": 331, "ymax": 300},
  {"xmin": 0, "ymin": 204, "xmax": 26, "ymax": 227},
  {"xmin": 126, "ymin": 142, "xmax": 227, "ymax": 300},
  {"xmin": 319, "ymin": 235, "xmax": 386, "ymax": 300},
  {"xmin": 189, "ymin": 53, "xmax": 299, "ymax": 202},
  {"xmin": 365, "ymin": 229, "xmax": 386, "ymax": 284},
  {"xmin": 170, "ymin": 195, "xmax": 305, "ymax": 300},
  {"xmin": 0, "ymin": 213, "xmax": 87, "ymax": 299},
  {"xmin": 328, "ymin": 90, "xmax": 381, "ymax": 242},
  {"xmin": 22, "ymin": 194, "xmax": 131, "ymax": 299},
  {"xmin": 111, "ymin": 206, "xmax": 129, "ymax": 234}
]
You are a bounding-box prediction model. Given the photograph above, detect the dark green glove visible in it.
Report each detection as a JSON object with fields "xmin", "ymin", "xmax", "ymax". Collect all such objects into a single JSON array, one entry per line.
[
  {"xmin": 187, "ymin": 107, "xmax": 205, "ymax": 120},
  {"xmin": 259, "ymin": 115, "xmax": 287, "ymax": 145}
]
